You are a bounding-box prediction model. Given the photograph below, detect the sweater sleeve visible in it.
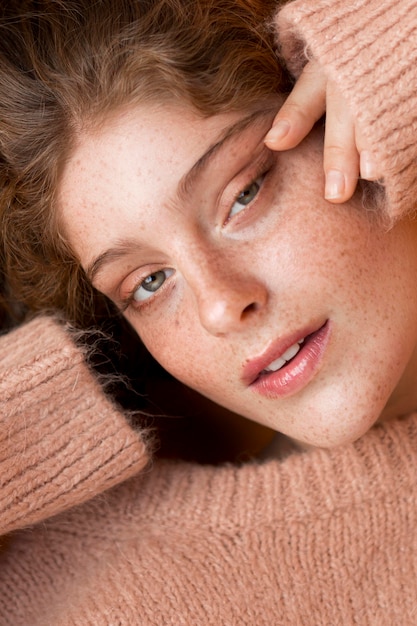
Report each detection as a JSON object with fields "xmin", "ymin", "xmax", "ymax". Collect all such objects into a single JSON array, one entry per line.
[
  {"xmin": 275, "ymin": 0, "xmax": 417, "ymax": 222},
  {"xmin": 0, "ymin": 316, "xmax": 148, "ymax": 537}
]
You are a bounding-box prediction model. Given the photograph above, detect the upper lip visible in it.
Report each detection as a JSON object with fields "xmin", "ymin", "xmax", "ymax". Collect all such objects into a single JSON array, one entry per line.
[{"xmin": 241, "ymin": 320, "xmax": 327, "ymax": 386}]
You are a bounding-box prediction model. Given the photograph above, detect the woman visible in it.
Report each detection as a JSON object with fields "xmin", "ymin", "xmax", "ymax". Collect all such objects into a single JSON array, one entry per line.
[{"xmin": 1, "ymin": 0, "xmax": 417, "ymax": 623}]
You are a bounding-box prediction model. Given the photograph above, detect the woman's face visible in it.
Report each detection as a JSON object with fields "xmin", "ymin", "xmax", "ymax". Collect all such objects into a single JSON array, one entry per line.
[{"xmin": 59, "ymin": 103, "xmax": 417, "ymax": 447}]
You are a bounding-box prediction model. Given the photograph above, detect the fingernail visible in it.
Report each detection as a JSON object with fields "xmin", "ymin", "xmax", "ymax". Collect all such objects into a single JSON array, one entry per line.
[
  {"xmin": 325, "ymin": 169, "xmax": 345, "ymax": 200},
  {"xmin": 265, "ymin": 120, "xmax": 290, "ymax": 145},
  {"xmin": 360, "ymin": 151, "xmax": 377, "ymax": 180}
]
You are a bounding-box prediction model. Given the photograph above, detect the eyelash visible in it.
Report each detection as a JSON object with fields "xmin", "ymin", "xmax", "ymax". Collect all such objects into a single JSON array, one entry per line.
[
  {"xmin": 121, "ymin": 149, "xmax": 275, "ymax": 313},
  {"xmin": 223, "ymin": 149, "xmax": 274, "ymax": 226}
]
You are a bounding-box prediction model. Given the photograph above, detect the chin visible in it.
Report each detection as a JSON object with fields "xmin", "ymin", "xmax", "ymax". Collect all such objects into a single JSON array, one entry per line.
[{"xmin": 289, "ymin": 408, "xmax": 383, "ymax": 450}]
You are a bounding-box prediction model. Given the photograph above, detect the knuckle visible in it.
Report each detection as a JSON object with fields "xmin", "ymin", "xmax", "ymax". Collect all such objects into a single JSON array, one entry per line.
[
  {"xmin": 283, "ymin": 102, "xmax": 315, "ymax": 124},
  {"xmin": 324, "ymin": 144, "xmax": 347, "ymax": 159}
]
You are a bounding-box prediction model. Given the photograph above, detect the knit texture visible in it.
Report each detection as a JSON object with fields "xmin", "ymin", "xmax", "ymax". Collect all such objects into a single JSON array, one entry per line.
[
  {"xmin": 275, "ymin": 0, "xmax": 417, "ymax": 222},
  {"xmin": 0, "ymin": 317, "xmax": 148, "ymax": 536},
  {"xmin": 2, "ymin": 415, "xmax": 417, "ymax": 624}
]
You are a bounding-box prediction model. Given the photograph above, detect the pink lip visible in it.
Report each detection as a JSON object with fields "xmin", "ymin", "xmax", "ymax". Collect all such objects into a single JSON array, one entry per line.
[{"xmin": 242, "ymin": 320, "xmax": 331, "ymax": 398}]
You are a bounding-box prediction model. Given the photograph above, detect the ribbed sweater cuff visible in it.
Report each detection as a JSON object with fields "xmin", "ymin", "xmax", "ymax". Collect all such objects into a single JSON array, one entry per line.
[
  {"xmin": 275, "ymin": 0, "xmax": 417, "ymax": 221},
  {"xmin": 0, "ymin": 317, "xmax": 148, "ymax": 536}
]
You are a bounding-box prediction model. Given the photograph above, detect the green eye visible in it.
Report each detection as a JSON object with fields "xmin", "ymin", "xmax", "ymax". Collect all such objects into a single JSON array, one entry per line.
[
  {"xmin": 229, "ymin": 178, "xmax": 261, "ymax": 218},
  {"xmin": 133, "ymin": 269, "xmax": 174, "ymax": 302}
]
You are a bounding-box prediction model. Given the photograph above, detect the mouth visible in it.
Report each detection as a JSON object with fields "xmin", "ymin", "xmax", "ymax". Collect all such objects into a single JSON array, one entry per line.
[
  {"xmin": 242, "ymin": 320, "xmax": 331, "ymax": 398},
  {"xmin": 260, "ymin": 337, "xmax": 305, "ymax": 374}
]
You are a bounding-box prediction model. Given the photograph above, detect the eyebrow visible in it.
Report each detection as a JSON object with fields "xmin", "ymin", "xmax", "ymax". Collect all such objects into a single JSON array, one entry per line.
[
  {"xmin": 86, "ymin": 107, "xmax": 275, "ymax": 284},
  {"xmin": 177, "ymin": 107, "xmax": 275, "ymax": 201},
  {"xmin": 86, "ymin": 242, "xmax": 139, "ymax": 284}
]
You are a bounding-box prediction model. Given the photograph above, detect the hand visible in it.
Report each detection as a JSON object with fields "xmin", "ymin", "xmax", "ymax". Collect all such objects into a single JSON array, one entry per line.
[{"xmin": 265, "ymin": 61, "xmax": 380, "ymax": 203}]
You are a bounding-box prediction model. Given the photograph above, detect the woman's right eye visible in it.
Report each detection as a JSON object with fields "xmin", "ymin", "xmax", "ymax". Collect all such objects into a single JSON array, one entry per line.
[{"xmin": 132, "ymin": 268, "xmax": 174, "ymax": 303}]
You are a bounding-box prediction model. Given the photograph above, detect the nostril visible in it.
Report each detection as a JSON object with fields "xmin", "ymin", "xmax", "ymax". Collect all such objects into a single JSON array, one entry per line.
[{"xmin": 242, "ymin": 302, "xmax": 259, "ymax": 317}]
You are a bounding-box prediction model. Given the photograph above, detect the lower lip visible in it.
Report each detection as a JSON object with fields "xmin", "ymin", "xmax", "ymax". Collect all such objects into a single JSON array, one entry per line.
[{"xmin": 250, "ymin": 320, "xmax": 331, "ymax": 398}]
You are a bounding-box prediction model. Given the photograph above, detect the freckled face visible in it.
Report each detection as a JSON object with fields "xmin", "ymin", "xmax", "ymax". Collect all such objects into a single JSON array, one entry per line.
[{"xmin": 58, "ymin": 104, "xmax": 417, "ymax": 447}]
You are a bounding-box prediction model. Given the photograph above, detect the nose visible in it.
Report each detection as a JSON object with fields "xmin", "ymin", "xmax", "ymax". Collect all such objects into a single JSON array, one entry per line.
[{"xmin": 185, "ymin": 252, "xmax": 268, "ymax": 337}]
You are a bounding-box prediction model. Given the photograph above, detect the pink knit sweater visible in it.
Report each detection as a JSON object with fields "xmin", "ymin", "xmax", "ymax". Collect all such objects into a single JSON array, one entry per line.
[{"xmin": 1, "ymin": 0, "xmax": 417, "ymax": 623}]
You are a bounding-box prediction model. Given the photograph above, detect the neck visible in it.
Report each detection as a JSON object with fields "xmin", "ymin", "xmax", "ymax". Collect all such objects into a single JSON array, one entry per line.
[{"xmin": 380, "ymin": 341, "xmax": 417, "ymax": 422}]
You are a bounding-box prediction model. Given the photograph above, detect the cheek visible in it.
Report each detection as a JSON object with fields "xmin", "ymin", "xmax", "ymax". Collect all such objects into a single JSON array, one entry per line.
[
  {"xmin": 134, "ymin": 301, "xmax": 242, "ymax": 400},
  {"xmin": 275, "ymin": 141, "xmax": 399, "ymax": 306},
  {"xmin": 134, "ymin": 307, "xmax": 209, "ymax": 385}
]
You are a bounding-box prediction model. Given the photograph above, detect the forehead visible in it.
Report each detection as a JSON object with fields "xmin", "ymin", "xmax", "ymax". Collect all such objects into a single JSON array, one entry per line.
[
  {"xmin": 57, "ymin": 103, "xmax": 274, "ymax": 263},
  {"xmin": 60, "ymin": 105, "xmax": 213, "ymax": 203}
]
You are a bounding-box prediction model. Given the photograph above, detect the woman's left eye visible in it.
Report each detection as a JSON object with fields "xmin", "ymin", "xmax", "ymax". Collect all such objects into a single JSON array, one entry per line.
[{"xmin": 228, "ymin": 177, "xmax": 262, "ymax": 219}]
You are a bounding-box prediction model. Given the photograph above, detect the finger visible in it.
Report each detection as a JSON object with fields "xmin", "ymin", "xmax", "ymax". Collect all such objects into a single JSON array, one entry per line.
[
  {"xmin": 359, "ymin": 151, "xmax": 379, "ymax": 181},
  {"xmin": 355, "ymin": 127, "xmax": 381, "ymax": 181},
  {"xmin": 265, "ymin": 61, "xmax": 327, "ymax": 150},
  {"xmin": 323, "ymin": 82, "xmax": 360, "ymax": 203}
]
